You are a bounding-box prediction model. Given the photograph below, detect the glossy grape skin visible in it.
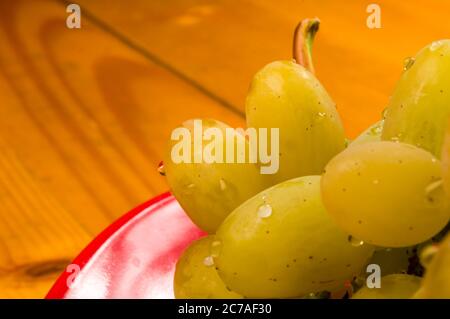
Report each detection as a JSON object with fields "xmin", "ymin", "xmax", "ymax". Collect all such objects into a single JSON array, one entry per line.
[
  {"xmin": 214, "ymin": 176, "xmax": 374, "ymax": 299},
  {"xmin": 349, "ymin": 120, "xmax": 384, "ymax": 148},
  {"xmin": 245, "ymin": 60, "xmax": 346, "ymax": 183},
  {"xmin": 174, "ymin": 236, "xmax": 242, "ymax": 299},
  {"xmin": 164, "ymin": 119, "xmax": 272, "ymax": 233},
  {"xmin": 321, "ymin": 141, "xmax": 449, "ymax": 248},
  {"xmin": 352, "ymin": 274, "xmax": 421, "ymax": 299},
  {"xmin": 382, "ymin": 40, "xmax": 450, "ymax": 157},
  {"xmin": 414, "ymin": 233, "xmax": 450, "ymax": 298},
  {"xmin": 441, "ymin": 118, "xmax": 450, "ymax": 203}
]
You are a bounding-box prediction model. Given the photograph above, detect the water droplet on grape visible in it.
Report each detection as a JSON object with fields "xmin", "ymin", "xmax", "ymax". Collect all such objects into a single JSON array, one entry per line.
[
  {"xmin": 157, "ymin": 161, "xmax": 165, "ymax": 176},
  {"xmin": 211, "ymin": 240, "xmax": 222, "ymax": 258},
  {"xmin": 219, "ymin": 178, "xmax": 227, "ymax": 191},
  {"xmin": 314, "ymin": 112, "xmax": 327, "ymax": 123},
  {"xmin": 184, "ymin": 183, "xmax": 196, "ymax": 195},
  {"xmin": 430, "ymin": 40, "xmax": 443, "ymax": 51},
  {"xmin": 373, "ymin": 179, "xmax": 379, "ymax": 185},
  {"xmin": 369, "ymin": 124, "xmax": 383, "ymax": 136},
  {"xmin": 348, "ymin": 235, "xmax": 364, "ymax": 247},
  {"xmin": 203, "ymin": 256, "xmax": 214, "ymax": 267},
  {"xmin": 344, "ymin": 138, "xmax": 351, "ymax": 148},
  {"xmin": 403, "ymin": 57, "xmax": 415, "ymax": 71},
  {"xmin": 257, "ymin": 204, "xmax": 272, "ymax": 219}
]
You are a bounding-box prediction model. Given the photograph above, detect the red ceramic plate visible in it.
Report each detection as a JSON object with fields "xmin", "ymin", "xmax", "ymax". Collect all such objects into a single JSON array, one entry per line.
[{"xmin": 46, "ymin": 192, "xmax": 206, "ymax": 299}]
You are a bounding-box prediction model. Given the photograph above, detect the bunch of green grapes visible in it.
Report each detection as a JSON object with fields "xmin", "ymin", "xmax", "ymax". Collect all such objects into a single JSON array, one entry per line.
[{"xmin": 163, "ymin": 18, "xmax": 450, "ymax": 299}]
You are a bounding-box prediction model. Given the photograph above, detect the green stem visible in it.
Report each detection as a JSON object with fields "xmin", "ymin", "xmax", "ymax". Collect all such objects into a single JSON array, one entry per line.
[{"xmin": 293, "ymin": 18, "xmax": 320, "ymax": 74}]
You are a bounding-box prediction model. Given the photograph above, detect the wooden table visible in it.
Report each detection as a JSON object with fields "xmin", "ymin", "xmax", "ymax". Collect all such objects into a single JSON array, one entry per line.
[{"xmin": 0, "ymin": 0, "xmax": 449, "ymax": 298}]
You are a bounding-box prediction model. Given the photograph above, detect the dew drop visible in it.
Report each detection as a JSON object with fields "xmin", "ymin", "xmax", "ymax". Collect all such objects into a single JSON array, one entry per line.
[
  {"xmin": 430, "ymin": 40, "xmax": 443, "ymax": 51},
  {"xmin": 314, "ymin": 112, "xmax": 327, "ymax": 124},
  {"xmin": 348, "ymin": 235, "xmax": 364, "ymax": 247},
  {"xmin": 369, "ymin": 124, "xmax": 383, "ymax": 136},
  {"xmin": 184, "ymin": 183, "xmax": 196, "ymax": 195},
  {"xmin": 344, "ymin": 138, "xmax": 351, "ymax": 148},
  {"xmin": 403, "ymin": 57, "xmax": 415, "ymax": 71},
  {"xmin": 316, "ymin": 112, "xmax": 326, "ymax": 120},
  {"xmin": 157, "ymin": 161, "xmax": 166, "ymax": 176},
  {"xmin": 373, "ymin": 179, "xmax": 379, "ymax": 185},
  {"xmin": 211, "ymin": 240, "xmax": 222, "ymax": 258},
  {"xmin": 203, "ymin": 256, "xmax": 214, "ymax": 267},
  {"xmin": 219, "ymin": 178, "xmax": 227, "ymax": 191},
  {"xmin": 257, "ymin": 204, "xmax": 272, "ymax": 219}
]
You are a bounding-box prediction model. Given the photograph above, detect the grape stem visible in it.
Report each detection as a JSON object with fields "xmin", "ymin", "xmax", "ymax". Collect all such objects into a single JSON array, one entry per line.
[{"xmin": 293, "ymin": 18, "xmax": 320, "ymax": 74}]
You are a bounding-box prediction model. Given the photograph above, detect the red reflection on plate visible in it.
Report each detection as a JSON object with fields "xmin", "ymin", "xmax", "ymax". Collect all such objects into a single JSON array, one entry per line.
[{"xmin": 46, "ymin": 192, "xmax": 206, "ymax": 299}]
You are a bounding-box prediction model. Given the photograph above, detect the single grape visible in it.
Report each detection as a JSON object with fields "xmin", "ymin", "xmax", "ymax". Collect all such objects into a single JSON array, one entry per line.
[
  {"xmin": 214, "ymin": 176, "xmax": 374, "ymax": 298},
  {"xmin": 164, "ymin": 119, "xmax": 272, "ymax": 233},
  {"xmin": 352, "ymin": 274, "xmax": 421, "ymax": 299},
  {"xmin": 382, "ymin": 40, "xmax": 450, "ymax": 157},
  {"xmin": 245, "ymin": 19, "xmax": 345, "ymax": 184},
  {"xmin": 245, "ymin": 61, "xmax": 345, "ymax": 183},
  {"xmin": 174, "ymin": 236, "xmax": 242, "ymax": 299},
  {"xmin": 321, "ymin": 141, "xmax": 449, "ymax": 247}
]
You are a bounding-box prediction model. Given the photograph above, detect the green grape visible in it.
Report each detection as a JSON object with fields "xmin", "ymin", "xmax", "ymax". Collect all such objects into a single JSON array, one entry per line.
[
  {"xmin": 352, "ymin": 274, "xmax": 421, "ymax": 299},
  {"xmin": 245, "ymin": 61, "xmax": 345, "ymax": 183},
  {"xmin": 214, "ymin": 176, "xmax": 374, "ymax": 298},
  {"xmin": 245, "ymin": 20, "xmax": 345, "ymax": 184},
  {"xmin": 164, "ymin": 119, "xmax": 272, "ymax": 233},
  {"xmin": 349, "ymin": 120, "xmax": 384, "ymax": 148},
  {"xmin": 414, "ymin": 233, "xmax": 450, "ymax": 298},
  {"xmin": 441, "ymin": 118, "xmax": 450, "ymax": 203},
  {"xmin": 321, "ymin": 141, "xmax": 449, "ymax": 248},
  {"xmin": 174, "ymin": 236, "xmax": 242, "ymax": 299},
  {"xmin": 382, "ymin": 40, "xmax": 450, "ymax": 157}
]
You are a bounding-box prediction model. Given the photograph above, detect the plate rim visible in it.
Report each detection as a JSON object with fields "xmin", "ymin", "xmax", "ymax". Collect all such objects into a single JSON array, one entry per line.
[{"xmin": 45, "ymin": 192, "xmax": 173, "ymax": 299}]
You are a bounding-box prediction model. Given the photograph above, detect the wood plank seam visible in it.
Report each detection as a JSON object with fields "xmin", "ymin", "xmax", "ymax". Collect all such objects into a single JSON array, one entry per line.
[{"xmin": 58, "ymin": 0, "xmax": 244, "ymax": 119}]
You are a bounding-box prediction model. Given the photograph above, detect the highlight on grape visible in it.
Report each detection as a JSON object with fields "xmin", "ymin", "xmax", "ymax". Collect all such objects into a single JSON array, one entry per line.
[{"xmin": 170, "ymin": 119, "xmax": 280, "ymax": 174}]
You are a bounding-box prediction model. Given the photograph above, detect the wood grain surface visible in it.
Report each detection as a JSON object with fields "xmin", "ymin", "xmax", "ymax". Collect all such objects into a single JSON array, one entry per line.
[
  {"xmin": 0, "ymin": 0, "xmax": 449, "ymax": 297},
  {"xmin": 0, "ymin": 0, "xmax": 241, "ymax": 298}
]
